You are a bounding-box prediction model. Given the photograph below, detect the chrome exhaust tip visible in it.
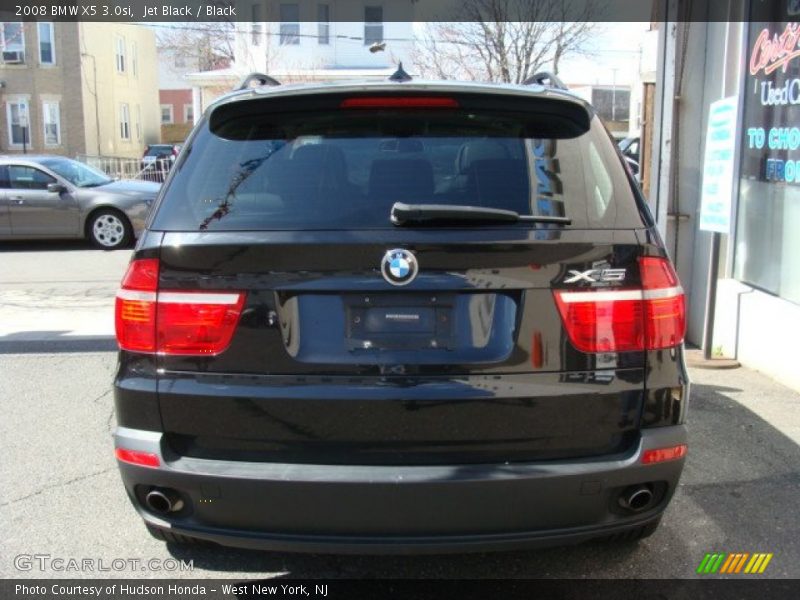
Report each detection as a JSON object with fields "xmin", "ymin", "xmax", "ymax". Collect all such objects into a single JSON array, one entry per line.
[
  {"xmin": 619, "ymin": 485, "xmax": 654, "ymax": 512},
  {"xmin": 145, "ymin": 488, "xmax": 184, "ymax": 514}
]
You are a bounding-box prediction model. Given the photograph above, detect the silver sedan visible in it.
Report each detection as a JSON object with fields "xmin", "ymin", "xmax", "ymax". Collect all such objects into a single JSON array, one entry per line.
[{"xmin": 0, "ymin": 156, "xmax": 160, "ymax": 249}]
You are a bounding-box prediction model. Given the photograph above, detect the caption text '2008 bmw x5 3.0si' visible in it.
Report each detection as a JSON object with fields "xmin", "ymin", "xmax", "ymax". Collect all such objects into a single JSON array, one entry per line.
[{"xmin": 112, "ymin": 71, "xmax": 688, "ymax": 553}]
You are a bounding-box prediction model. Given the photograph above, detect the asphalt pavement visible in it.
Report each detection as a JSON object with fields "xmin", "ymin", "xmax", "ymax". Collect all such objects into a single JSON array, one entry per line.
[{"xmin": 1, "ymin": 244, "xmax": 798, "ymax": 579}]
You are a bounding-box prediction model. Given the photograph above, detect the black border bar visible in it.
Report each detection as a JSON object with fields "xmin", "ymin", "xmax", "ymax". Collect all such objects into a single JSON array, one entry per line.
[
  {"xmin": 0, "ymin": 0, "xmax": 775, "ymax": 23},
  {"xmin": 4, "ymin": 579, "xmax": 800, "ymax": 600}
]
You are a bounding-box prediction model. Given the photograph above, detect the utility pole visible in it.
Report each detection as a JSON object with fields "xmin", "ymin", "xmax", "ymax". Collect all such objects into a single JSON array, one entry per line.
[
  {"xmin": 611, "ymin": 67, "xmax": 618, "ymax": 122},
  {"xmin": 81, "ymin": 52, "xmax": 102, "ymax": 156},
  {"xmin": 20, "ymin": 108, "xmax": 28, "ymax": 154}
]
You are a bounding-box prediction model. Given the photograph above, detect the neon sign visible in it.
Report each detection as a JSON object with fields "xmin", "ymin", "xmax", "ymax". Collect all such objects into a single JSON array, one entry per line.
[{"xmin": 749, "ymin": 23, "xmax": 800, "ymax": 76}]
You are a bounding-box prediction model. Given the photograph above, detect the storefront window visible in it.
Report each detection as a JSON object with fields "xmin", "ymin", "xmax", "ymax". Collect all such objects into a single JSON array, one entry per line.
[{"xmin": 735, "ymin": 14, "xmax": 800, "ymax": 304}]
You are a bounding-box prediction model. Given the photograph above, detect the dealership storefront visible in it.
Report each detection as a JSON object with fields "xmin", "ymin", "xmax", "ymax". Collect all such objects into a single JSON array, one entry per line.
[
  {"xmin": 702, "ymin": 5, "xmax": 800, "ymax": 390},
  {"xmin": 737, "ymin": 16, "xmax": 800, "ymax": 305},
  {"xmin": 648, "ymin": 1, "xmax": 800, "ymax": 391}
]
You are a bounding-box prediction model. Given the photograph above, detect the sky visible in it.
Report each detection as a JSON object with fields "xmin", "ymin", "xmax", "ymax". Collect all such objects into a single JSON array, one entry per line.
[
  {"xmin": 557, "ymin": 22, "xmax": 652, "ymax": 86},
  {"xmin": 150, "ymin": 20, "xmax": 653, "ymax": 87},
  {"xmin": 411, "ymin": 21, "xmax": 652, "ymax": 87}
]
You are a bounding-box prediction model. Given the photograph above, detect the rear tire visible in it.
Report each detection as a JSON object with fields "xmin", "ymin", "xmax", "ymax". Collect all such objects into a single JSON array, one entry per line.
[
  {"xmin": 145, "ymin": 524, "xmax": 207, "ymax": 546},
  {"xmin": 87, "ymin": 209, "xmax": 132, "ymax": 250}
]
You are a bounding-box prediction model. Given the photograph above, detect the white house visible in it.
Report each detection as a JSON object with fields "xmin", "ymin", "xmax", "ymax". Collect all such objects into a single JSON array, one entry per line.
[{"xmin": 187, "ymin": 1, "xmax": 416, "ymax": 121}]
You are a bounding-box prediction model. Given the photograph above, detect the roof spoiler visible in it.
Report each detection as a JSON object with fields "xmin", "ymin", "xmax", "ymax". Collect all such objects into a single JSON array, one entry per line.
[
  {"xmin": 236, "ymin": 72, "xmax": 281, "ymax": 91},
  {"xmin": 523, "ymin": 72, "xmax": 568, "ymax": 91}
]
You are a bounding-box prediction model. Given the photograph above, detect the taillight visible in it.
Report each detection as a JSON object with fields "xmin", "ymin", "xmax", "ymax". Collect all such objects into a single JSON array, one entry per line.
[
  {"xmin": 639, "ymin": 257, "xmax": 686, "ymax": 350},
  {"xmin": 554, "ymin": 256, "xmax": 685, "ymax": 353},
  {"xmin": 120, "ymin": 257, "xmax": 159, "ymax": 290},
  {"xmin": 641, "ymin": 443, "xmax": 687, "ymax": 464},
  {"xmin": 156, "ymin": 292, "xmax": 245, "ymax": 355},
  {"xmin": 115, "ymin": 259, "xmax": 159, "ymax": 352},
  {"xmin": 114, "ymin": 259, "xmax": 245, "ymax": 355},
  {"xmin": 115, "ymin": 448, "xmax": 160, "ymax": 468},
  {"xmin": 340, "ymin": 96, "xmax": 459, "ymax": 109}
]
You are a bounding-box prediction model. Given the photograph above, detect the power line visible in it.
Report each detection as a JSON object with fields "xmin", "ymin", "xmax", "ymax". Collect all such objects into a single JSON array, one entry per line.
[
  {"xmin": 120, "ymin": 21, "xmax": 410, "ymax": 43},
  {"xmin": 121, "ymin": 20, "xmax": 643, "ymax": 53}
]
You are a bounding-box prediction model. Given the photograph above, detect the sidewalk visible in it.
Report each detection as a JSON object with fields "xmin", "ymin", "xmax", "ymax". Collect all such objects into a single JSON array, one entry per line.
[
  {"xmin": 0, "ymin": 245, "xmax": 127, "ymax": 347},
  {"xmin": 687, "ymin": 356, "xmax": 800, "ymax": 448}
]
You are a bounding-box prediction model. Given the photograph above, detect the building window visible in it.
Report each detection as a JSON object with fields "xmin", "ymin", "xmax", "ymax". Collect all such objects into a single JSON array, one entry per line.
[
  {"xmin": 119, "ymin": 104, "xmax": 130, "ymax": 140},
  {"xmin": 1, "ymin": 23, "xmax": 25, "ymax": 64},
  {"xmin": 161, "ymin": 105, "xmax": 174, "ymax": 124},
  {"xmin": 6, "ymin": 100, "xmax": 30, "ymax": 146},
  {"xmin": 131, "ymin": 41, "xmax": 138, "ymax": 77},
  {"xmin": 42, "ymin": 101, "xmax": 61, "ymax": 146},
  {"xmin": 590, "ymin": 88, "xmax": 630, "ymax": 123},
  {"xmin": 115, "ymin": 36, "xmax": 126, "ymax": 73},
  {"xmin": 364, "ymin": 6, "xmax": 383, "ymax": 45},
  {"xmin": 280, "ymin": 3, "xmax": 300, "ymax": 45},
  {"xmin": 184, "ymin": 104, "xmax": 194, "ymax": 124},
  {"xmin": 734, "ymin": 19, "xmax": 800, "ymax": 304},
  {"xmin": 251, "ymin": 23, "xmax": 262, "ymax": 46},
  {"xmin": 135, "ymin": 105, "xmax": 142, "ymax": 141},
  {"xmin": 318, "ymin": 4, "xmax": 330, "ymax": 45},
  {"xmin": 251, "ymin": 5, "xmax": 262, "ymax": 46},
  {"xmin": 38, "ymin": 23, "xmax": 55, "ymax": 65}
]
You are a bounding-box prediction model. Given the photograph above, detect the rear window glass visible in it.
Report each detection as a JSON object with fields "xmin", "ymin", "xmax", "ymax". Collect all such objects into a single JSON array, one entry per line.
[{"xmin": 151, "ymin": 106, "xmax": 643, "ymax": 231}]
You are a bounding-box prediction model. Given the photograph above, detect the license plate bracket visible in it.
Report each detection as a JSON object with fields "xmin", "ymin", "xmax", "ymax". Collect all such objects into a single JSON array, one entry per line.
[{"xmin": 344, "ymin": 294, "xmax": 455, "ymax": 351}]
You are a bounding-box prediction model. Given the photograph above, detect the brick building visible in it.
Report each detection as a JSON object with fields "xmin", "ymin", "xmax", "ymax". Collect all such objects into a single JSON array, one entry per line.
[{"xmin": 0, "ymin": 22, "xmax": 160, "ymax": 158}]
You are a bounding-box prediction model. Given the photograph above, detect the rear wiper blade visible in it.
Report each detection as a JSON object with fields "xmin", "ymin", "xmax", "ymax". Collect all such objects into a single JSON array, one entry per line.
[{"xmin": 390, "ymin": 202, "xmax": 571, "ymax": 226}]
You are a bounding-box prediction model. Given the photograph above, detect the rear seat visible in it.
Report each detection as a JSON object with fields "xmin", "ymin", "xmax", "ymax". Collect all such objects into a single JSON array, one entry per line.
[
  {"xmin": 465, "ymin": 158, "xmax": 530, "ymax": 214},
  {"xmin": 368, "ymin": 159, "xmax": 435, "ymax": 212},
  {"xmin": 262, "ymin": 144, "xmax": 361, "ymax": 211}
]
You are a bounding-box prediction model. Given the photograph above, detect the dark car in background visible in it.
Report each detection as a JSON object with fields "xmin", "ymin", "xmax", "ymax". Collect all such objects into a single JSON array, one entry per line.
[
  {"xmin": 619, "ymin": 136, "xmax": 641, "ymax": 180},
  {"xmin": 618, "ymin": 136, "xmax": 640, "ymax": 162},
  {"xmin": 140, "ymin": 144, "xmax": 181, "ymax": 182},
  {"xmin": 0, "ymin": 156, "xmax": 159, "ymax": 249},
  {"xmin": 113, "ymin": 78, "xmax": 688, "ymax": 552}
]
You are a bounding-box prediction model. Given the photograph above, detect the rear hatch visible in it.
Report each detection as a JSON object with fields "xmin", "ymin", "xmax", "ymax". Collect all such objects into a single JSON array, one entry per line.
[{"xmin": 134, "ymin": 86, "xmax": 663, "ymax": 466}]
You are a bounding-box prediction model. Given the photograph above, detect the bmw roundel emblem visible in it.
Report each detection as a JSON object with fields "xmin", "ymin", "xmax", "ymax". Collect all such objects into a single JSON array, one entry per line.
[{"xmin": 381, "ymin": 249, "xmax": 419, "ymax": 286}]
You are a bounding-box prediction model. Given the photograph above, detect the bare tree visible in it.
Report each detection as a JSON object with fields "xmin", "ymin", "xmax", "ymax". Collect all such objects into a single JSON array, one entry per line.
[
  {"xmin": 156, "ymin": 22, "xmax": 235, "ymax": 72},
  {"xmin": 550, "ymin": 13, "xmax": 598, "ymax": 75},
  {"xmin": 413, "ymin": 0, "xmax": 600, "ymax": 83}
]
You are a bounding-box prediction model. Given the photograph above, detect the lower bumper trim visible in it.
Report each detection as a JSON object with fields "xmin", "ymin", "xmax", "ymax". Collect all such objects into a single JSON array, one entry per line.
[
  {"xmin": 116, "ymin": 425, "xmax": 686, "ymax": 553},
  {"xmin": 141, "ymin": 511, "xmax": 664, "ymax": 554}
]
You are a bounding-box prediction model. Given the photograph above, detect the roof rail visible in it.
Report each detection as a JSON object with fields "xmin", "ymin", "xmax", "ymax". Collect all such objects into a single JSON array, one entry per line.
[
  {"xmin": 388, "ymin": 62, "xmax": 412, "ymax": 82},
  {"xmin": 236, "ymin": 72, "xmax": 281, "ymax": 91},
  {"xmin": 523, "ymin": 72, "xmax": 568, "ymax": 91}
]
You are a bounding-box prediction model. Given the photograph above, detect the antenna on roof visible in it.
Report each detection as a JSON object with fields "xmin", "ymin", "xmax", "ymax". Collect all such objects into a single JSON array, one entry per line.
[
  {"xmin": 236, "ymin": 72, "xmax": 281, "ymax": 91},
  {"xmin": 522, "ymin": 72, "xmax": 568, "ymax": 90},
  {"xmin": 388, "ymin": 62, "xmax": 412, "ymax": 82}
]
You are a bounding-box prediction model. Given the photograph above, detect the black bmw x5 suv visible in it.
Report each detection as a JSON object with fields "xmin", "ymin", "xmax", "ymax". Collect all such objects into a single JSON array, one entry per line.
[{"xmin": 113, "ymin": 76, "xmax": 688, "ymax": 553}]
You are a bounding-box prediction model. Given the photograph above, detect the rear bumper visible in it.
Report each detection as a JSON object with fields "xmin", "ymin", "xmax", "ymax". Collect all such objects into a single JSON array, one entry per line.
[{"xmin": 115, "ymin": 425, "xmax": 686, "ymax": 554}]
